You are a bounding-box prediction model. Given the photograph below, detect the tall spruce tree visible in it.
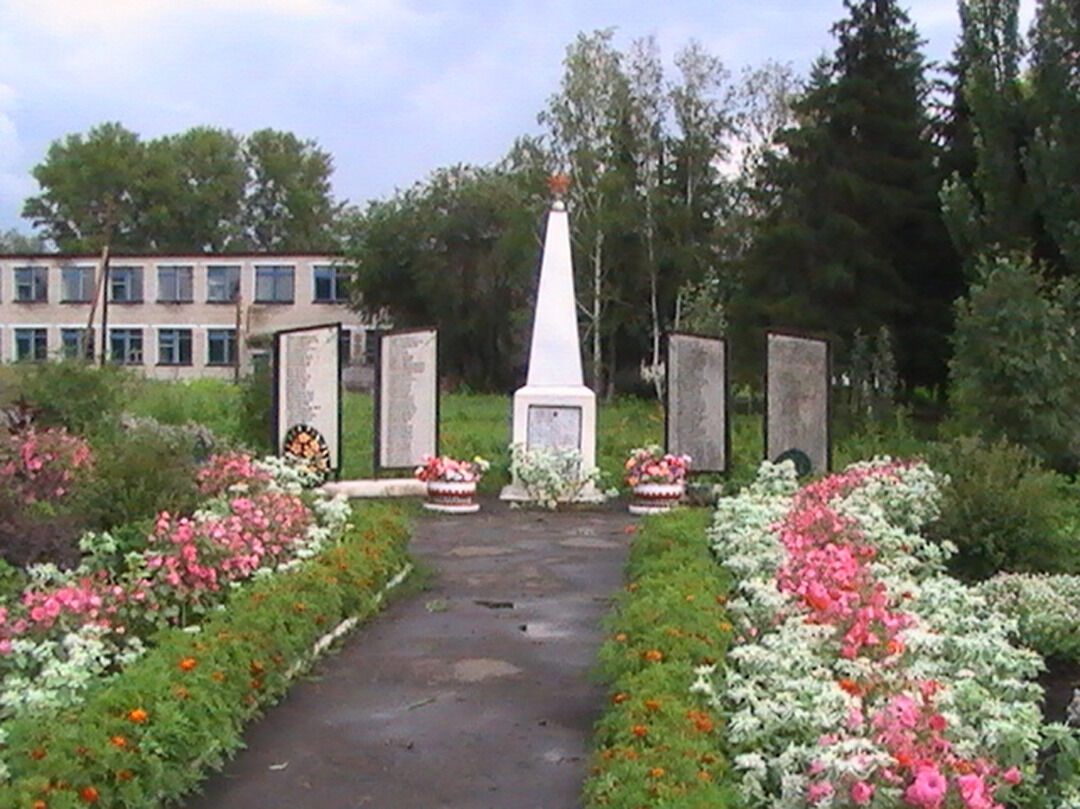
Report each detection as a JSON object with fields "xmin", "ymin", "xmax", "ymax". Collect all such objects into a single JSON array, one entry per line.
[
  {"xmin": 735, "ymin": 0, "xmax": 958, "ymax": 389},
  {"xmin": 1027, "ymin": 0, "xmax": 1080, "ymax": 274},
  {"xmin": 939, "ymin": 0, "xmax": 1033, "ymax": 266}
]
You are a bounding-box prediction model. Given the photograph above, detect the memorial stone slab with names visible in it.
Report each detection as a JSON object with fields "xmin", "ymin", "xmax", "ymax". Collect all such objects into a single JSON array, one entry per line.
[
  {"xmin": 766, "ymin": 331, "xmax": 830, "ymax": 474},
  {"xmin": 526, "ymin": 405, "xmax": 582, "ymax": 452},
  {"xmin": 375, "ymin": 328, "xmax": 438, "ymax": 472},
  {"xmin": 665, "ymin": 333, "xmax": 728, "ymax": 472},
  {"xmin": 272, "ymin": 323, "xmax": 342, "ymax": 478}
]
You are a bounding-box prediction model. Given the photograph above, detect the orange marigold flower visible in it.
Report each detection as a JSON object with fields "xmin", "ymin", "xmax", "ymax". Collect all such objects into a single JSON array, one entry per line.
[
  {"xmin": 631, "ymin": 724, "xmax": 648, "ymax": 738},
  {"xmin": 109, "ymin": 736, "xmax": 127, "ymax": 749},
  {"xmin": 624, "ymin": 749, "xmax": 639, "ymax": 760},
  {"xmin": 127, "ymin": 708, "xmax": 148, "ymax": 723},
  {"xmin": 694, "ymin": 717, "xmax": 714, "ymax": 733},
  {"xmin": 698, "ymin": 770, "xmax": 712, "ymax": 780},
  {"xmin": 649, "ymin": 767, "xmax": 665, "ymax": 778},
  {"xmin": 293, "ymin": 601, "xmax": 307, "ymax": 612},
  {"xmin": 250, "ymin": 679, "xmax": 263, "ymax": 690},
  {"xmin": 614, "ymin": 632, "xmax": 628, "ymax": 643},
  {"xmin": 179, "ymin": 657, "xmax": 197, "ymax": 672},
  {"xmin": 79, "ymin": 786, "xmax": 99, "ymax": 804},
  {"xmin": 250, "ymin": 660, "xmax": 265, "ymax": 675},
  {"xmin": 212, "ymin": 671, "xmax": 226, "ymax": 683},
  {"xmin": 115, "ymin": 769, "xmax": 134, "ymax": 782},
  {"xmin": 718, "ymin": 622, "xmax": 733, "ymax": 632},
  {"xmin": 838, "ymin": 678, "xmax": 860, "ymax": 696},
  {"xmin": 32, "ymin": 800, "xmax": 47, "ymax": 809},
  {"xmin": 642, "ymin": 649, "xmax": 663, "ymax": 662},
  {"xmin": 30, "ymin": 747, "xmax": 47, "ymax": 760},
  {"xmin": 887, "ymin": 638, "xmax": 904, "ymax": 656},
  {"xmin": 715, "ymin": 594, "xmax": 727, "ymax": 604},
  {"xmin": 643, "ymin": 699, "xmax": 662, "ymax": 712},
  {"xmin": 613, "ymin": 693, "xmax": 629, "ymax": 704}
]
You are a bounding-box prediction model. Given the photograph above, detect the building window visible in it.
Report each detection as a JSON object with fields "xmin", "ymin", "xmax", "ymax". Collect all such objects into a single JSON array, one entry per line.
[
  {"xmin": 61, "ymin": 328, "xmax": 95, "ymax": 360},
  {"xmin": 14, "ymin": 267, "xmax": 47, "ymax": 302},
  {"xmin": 109, "ymin": 328, "xmax": 143, "ymax": 365},
  {"xmin": 14, "ymin": 328, "xmax": 47, "ymax": 361},
  {"xmin": 363, "ymin": 329, "xmax": 378, "ymax": 365},
  {"xmin": 157, "ymin": 265, "xmax": 193, "ymax": 303},
  {"xmin": 339, "ymin": 328, "xmax": 351, "ymax": 364},
  {"xmin": 314, "ymin": 265, "xmax": 346, "ymax": 302},
  {"xmin": 110, "ymin": 266, "xmax": 143, "ymax": 303},
  {"xmin": 254, "ymin": 265, "xmax": 294, "ymax": 303},
  {"xmin": 207, "ymin": 328, "xmax": 237, "ymax": 366},
  {"xmin": 207, "ymin": 265, "xmax": 240, "ymax": 303},
  {"xmin": 158, "ymin": 328, "xmax": 192, "ymax": 365},
  {"xmin": 61, "ymin": 266, "xmax": 95, "ymax": 302}
]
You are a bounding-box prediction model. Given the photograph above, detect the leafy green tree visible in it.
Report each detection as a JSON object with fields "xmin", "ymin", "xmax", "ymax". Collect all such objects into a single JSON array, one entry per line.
[
  {"xmin": 344, "ymin": 164, "xmax": 542, "ymax": 391},
  {"xmin": 949, "ymin": 251, "xmax": 1080, "ymax": 471},
  {"xmin": 0, "ymin": 229, "xmax": 46, "ymax": 253},
  {"xmin": 735, "ymin": 0, "xmax": 959, "ymax": 389},
  {"xmin": 242, "ymin": 128, "xmax": 343, "ymax": 252},
  {"xmin": 1026, "ymin": 0, "xmax": 1080, "ymax": 274},
  {"xmin": 23, "ymin": 124, "xmax": 343, "ymax": 253},
  {"xmin": 142, "ymin": 127, "xmax": 247, "ymax": 252},
  {"xmin": 22, "ymin": 122, "xmax": 146, "ymax": 252}
]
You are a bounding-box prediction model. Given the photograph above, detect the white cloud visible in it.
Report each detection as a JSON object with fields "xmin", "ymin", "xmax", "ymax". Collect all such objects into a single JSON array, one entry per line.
[{"xmin": 0, "ymin": 83, "xmax": 35, "ymax": 228}]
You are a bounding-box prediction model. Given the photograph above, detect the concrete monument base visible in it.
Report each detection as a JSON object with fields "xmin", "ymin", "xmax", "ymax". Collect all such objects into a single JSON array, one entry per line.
[{"xmin": 500, "ymin": 385, "xmax": 604, "ymax": 503}]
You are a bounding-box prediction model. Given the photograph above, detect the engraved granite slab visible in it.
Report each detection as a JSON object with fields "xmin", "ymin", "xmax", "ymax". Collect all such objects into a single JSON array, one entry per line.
[
  {"xmin": 766, "ymin": 332, "xmax": 830, "ymax": 474},
  {"xmin": 526, "ymin": 405, "xmax": 582, "ymax": 452},
  {"xmin": 665, "ymin": 333, "xmax": 728, "ymax": 472},
  {"xmin": 273, "ymin": 323, "xmax": 341, "ymax": 476},
  {"xmin": 376, "ymin": 328, "xmax": 438, "ymax": 470}
]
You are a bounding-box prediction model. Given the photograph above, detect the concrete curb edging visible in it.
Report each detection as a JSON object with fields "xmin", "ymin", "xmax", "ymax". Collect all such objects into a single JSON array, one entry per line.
[{"xmin": 284, "ymin": 562, "xmax": 414, "ymax": 681}]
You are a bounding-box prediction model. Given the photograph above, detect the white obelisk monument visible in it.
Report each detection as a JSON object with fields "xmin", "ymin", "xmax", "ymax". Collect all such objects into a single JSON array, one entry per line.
[{"xmin": 501, "ymin": 175, "xmax": 600, "ymax": 502}]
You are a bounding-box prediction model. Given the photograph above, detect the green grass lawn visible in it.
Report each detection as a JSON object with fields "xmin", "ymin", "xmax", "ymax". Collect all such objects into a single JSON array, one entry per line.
[{"xmin": 124, "ymin": 377, "xmax": 933, "ymax": 492}]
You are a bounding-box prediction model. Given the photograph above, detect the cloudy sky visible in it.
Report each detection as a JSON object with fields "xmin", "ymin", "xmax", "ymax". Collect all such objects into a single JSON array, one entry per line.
[{"xmin": 0, "ymin": 0, "xmax": 1037, "ymax": 234}]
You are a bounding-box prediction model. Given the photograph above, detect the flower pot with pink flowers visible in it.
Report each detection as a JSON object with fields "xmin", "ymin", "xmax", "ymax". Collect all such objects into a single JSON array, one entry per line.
[
  {"xmin": 414, "ymin": 454, "xmax": 490, "ymax": 513},
  {"xmin": 624, "ymin": 445, "xmax": 691, "ymax": 515}
]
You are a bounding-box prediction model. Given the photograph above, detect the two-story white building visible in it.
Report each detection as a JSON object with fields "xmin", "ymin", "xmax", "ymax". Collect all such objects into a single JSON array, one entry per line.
[{"xmin": 0, "ymin": 253, "xmax": 379, "ymax": 383}]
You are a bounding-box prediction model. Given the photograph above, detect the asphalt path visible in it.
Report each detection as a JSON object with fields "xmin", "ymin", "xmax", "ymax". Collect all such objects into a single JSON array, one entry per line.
[{"xmin": 184, "ymin": 497, "xmax": 634, "ymax": 809}]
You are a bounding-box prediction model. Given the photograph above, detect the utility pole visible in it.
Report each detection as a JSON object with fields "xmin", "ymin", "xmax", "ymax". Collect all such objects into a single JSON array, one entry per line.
[{"xmin": 96, "ymin": 198, "xmax": 116, "ymax": 366}]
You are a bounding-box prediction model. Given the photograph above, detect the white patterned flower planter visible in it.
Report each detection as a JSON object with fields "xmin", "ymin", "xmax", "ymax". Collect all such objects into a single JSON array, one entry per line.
[
  {"xmin": 424, "ymin": 480, "xmax": 480, "ymax": 513},
  {"xmin": 628, "ymin": 482, "xmax": 685, "ymax": 515}
]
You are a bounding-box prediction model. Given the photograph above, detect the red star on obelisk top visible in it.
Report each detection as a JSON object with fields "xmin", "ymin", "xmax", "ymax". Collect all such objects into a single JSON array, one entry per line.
[{"xmin": 547, "ymin": 173, "xmax": 571, "ymax": 197}]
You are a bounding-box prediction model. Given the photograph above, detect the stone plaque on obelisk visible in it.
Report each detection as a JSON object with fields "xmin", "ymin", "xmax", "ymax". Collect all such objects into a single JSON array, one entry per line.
[{"xmin": 501, "ymin": 175, "xmax": 600, "ymax": 502}]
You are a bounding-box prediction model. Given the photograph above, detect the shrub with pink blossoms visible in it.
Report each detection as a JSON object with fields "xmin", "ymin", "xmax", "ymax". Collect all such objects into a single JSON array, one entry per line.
[
  {"xmin": 195, "ymin": 451, "xmax": 273, "ymax": 497},
  {"xmin": 144, "ymin": 490, "xmax": 311, "ymax": 608},
  {"xmin": 0, "ymin": 427, "xmax": 93, "ymax": 505}
]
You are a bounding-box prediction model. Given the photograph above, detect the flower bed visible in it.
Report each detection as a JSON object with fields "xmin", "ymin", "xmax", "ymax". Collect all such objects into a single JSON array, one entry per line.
[
  {"xmin": 700, "ymin": 459, "xmax": 1080, "ymax": 808},
  {"xmin": 583, "ymin": 509, "xmax": 735, "ymax": 808},
  {"xmin": 0, "ymin": 502, "xmax": 410, "ymax": 808},
  {"xmin": 0, "ymin": 451, "xmax": 413, "ymax": 808}
]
